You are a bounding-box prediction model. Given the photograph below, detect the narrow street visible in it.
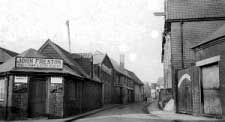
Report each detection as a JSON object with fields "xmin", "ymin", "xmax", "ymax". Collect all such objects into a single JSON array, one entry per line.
[
  {"xmin": 74, "ymin": 102, "xmax": 157, "ymax": 122},
  {"xmin": 87, "ymin": 102, "xmax": 147, "ymax": 117},
  {"xmin": 73, "ymin": 102, "xmax": 223, "ymax": 122}
]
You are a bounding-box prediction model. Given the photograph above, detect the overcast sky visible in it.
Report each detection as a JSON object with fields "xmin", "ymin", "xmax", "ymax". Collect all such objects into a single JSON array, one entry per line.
[{"xmin": 0, "ymin": 0, "xmax": 164, "ymax": 83}]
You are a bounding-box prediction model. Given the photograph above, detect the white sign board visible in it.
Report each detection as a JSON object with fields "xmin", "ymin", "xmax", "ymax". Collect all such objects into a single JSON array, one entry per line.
[
  {"xmin": 51, "ymin": 77, "xmax": 63, "ymax": 84},
  {"xmin": 14, "ymin": 76, "xmax": 28, "ymax": 83},
  {"xmin": 16, "ymin": 57, "xmax": 63, "ymax": 69}
]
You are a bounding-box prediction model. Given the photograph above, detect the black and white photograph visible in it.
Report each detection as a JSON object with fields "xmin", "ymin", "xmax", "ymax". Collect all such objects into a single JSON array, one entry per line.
[{"xmin": 0, "ymin": 0, "xmax": 225, "ymax": 122}]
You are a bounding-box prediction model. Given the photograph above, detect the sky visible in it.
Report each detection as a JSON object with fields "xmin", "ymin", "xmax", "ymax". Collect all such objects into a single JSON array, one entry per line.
[{"xmin": 0, "ymin": 0, "xmax": 164, "ymax": 83}]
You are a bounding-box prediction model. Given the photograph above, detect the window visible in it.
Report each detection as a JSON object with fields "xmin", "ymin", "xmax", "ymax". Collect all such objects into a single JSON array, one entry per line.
[{"xmin": 0, "ymin": 78, "xmax": 5, "ymax": 101}]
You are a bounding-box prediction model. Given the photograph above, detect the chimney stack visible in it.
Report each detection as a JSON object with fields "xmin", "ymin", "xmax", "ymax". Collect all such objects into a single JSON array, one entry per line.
[{"xmin": 120, "ymin": 54, "xmax": 125, "ymax": 69}]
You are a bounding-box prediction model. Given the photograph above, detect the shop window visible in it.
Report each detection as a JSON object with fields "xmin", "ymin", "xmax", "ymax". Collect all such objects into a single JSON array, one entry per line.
[{"xmin": 0, "ymin": 78, "xmax": 5, "ymax": 101}]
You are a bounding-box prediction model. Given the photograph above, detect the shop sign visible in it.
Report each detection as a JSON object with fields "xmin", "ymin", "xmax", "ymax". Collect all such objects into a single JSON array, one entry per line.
[
  {"xmin": 14, "ymin": 76, "xmax": 28, "ymax": 83},
  {"xmin": 16, "ymin": 57, "xmax": 63, "ymax": 69},
  {"xmin": 51, "ymin": 77, "xmax": 63, "ymax": 84}
]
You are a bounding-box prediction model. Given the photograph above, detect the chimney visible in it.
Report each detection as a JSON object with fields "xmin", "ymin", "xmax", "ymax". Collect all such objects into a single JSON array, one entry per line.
[{"xmin": 120, "ymin": 54, "xmax": 125, "ymax": 69}]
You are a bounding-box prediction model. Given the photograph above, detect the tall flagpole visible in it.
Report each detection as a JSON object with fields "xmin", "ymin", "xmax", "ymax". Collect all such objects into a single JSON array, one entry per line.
[{"xmin": 66, "ymin": 20, "xmax": 71, "ymax": 52}]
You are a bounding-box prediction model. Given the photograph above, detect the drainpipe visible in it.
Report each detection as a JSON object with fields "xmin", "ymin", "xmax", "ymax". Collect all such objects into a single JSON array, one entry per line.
[{"xmin": 180, "ymin": 22, "xmax": 184, "ymax": 68}]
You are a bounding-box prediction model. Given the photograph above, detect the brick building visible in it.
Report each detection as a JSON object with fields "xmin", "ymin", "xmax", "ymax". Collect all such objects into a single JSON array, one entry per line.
[{"xmin": 162, "ymin": 0, "xmax": 225, "ymax": 115}]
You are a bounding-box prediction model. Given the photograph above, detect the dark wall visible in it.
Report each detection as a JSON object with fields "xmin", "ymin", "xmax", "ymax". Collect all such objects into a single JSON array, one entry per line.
[
  {"xmin": 64, "ymin": 78, "xmax": 82, "ymax": 117},
  {"xmin": 9, "ymin": 75, "xmax": 28, "ymax": 120},
  {"xmin": 82, "ymin": 80, "xmax": 102, "ymax": 112},
  {"xmin": 100, "ymin": 56, "xmax": 113, "ymax": 104}
]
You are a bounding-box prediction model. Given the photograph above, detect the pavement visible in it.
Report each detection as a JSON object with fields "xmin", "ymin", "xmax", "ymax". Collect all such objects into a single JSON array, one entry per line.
[{"xmin": 146, "ymin": 100, "xmax": 219, "ymax": 121}]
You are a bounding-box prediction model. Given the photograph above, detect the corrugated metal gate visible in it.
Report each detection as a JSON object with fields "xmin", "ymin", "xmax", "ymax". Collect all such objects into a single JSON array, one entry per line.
[{"xmin": 177, "ymin": 68, "xmax": 193, "ymax": 114}]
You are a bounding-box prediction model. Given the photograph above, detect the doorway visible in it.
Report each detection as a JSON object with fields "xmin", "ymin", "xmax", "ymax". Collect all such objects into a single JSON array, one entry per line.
[
  {"xmin": 28, "ymin": 76, "xmax": 47, "ymax": 117},
  {"xmin": 201, "ymin": 64, "xmax": 222, "ymax": 115}
]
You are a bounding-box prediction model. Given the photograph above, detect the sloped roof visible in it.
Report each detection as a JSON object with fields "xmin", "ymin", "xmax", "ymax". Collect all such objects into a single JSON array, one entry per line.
[
  {"xmin": 127, "ymin": 70, "xmax": 144, "ymax": 85},
  {"xmin": 109, "ymin": 58, "xmax": 131, "ymax": 78},
  {"xmin": 71, "ymin": 53, "xmax": 93, "ymax": 59},
  {"xmin": 0, "ymin": 49, "xmax": 81, "ymax": 77},
  {"xmin": 93, "ymin": 74, "xmax": 101, "ymax": 83},
  {"xmin": 39, "ymin": 39, "xmax": 89, "ymax": 78},
  {"xmin": 192, "ymin": 24, "xmax": 225, "ymax": 48},
  {"xmin": 93, "ymin": 53, "xmax": 106, "ymax": 65},
  {"xmin": 0, "ymin": 47, "xmax": 18, "ymax": 63},
  {"xmin": 166, "ymin": 0, "xmax": 225, "ymax": 20},
  {"xmin": 21, "ymin": 48, "xmax": 46, "ymax": 58}
]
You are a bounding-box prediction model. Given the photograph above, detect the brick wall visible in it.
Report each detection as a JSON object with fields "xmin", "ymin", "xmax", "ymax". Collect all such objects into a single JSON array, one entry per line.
[
  {"xmin": 169, "ymin": 20, "xmax": 225, "ymax": 112},
  {"xmin": 171, "ymin": 20, "xmax": 225, "ymax": 70}
]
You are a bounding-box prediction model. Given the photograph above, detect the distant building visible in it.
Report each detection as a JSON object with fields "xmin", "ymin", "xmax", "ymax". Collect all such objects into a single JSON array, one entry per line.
[
  {"xmin": 0, "ymin": 47, "xmax": 18, "ymax": 64},
  {"xmin": 157, "ymin": 77, "xmax": 164, "ymax": 89},
  {"xmin": 143, "ymin": 83, "xmax": 151, "ymax": 98},
  {"xmin": 127, "ymin": 70, "xmax": 144, "ymax": 102}
]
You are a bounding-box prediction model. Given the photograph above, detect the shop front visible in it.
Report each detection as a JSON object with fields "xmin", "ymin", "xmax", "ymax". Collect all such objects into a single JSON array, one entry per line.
[{"xmin": 0, "ymin": 50, "xmax": 82, "ymax": 120}]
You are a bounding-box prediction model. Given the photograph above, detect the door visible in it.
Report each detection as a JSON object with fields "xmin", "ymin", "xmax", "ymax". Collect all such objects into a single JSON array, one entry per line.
[
  {"xmin": 202, "ymin": 64, "xmax": 222, "ymax": 115},
  {"xmin": 177, "ymin": 68, "xmax": 193, "ymax": 113},
  {"xmin": 28, "ymin": 77, "xmax": 47, "ymax": 117}
]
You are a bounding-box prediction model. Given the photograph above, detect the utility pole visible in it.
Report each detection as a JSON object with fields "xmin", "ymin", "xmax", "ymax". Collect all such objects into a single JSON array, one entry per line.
[{"xmin": 66, "ymin": 20, "xmax": 71, "ymax": 52}]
